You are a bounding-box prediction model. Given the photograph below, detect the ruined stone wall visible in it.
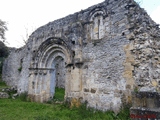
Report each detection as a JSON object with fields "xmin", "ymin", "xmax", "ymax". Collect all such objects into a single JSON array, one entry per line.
[
  {"xmin": 2, "ymin": 45, "xmax": 31, "ymax": 93},
  {"xmin": 2, "ymin": 0, "xmax": 160, "ymax": 112},
  {"xmin": 81, "ymin": 0, "xmax": 132, "ymax": 112},
  {"xmin": 125, "ymin": 2, "xmax": 160, "ymax": 92},
  {"xmin": 2, "ymin": 48, "xmax": 20, "ymax": 86}
]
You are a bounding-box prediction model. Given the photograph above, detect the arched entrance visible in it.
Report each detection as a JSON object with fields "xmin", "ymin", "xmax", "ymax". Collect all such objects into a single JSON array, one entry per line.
[
  {"xmin": 50, "ymin": 56, "xmax": 66, "ymax": 98},
  {"xmin": 28, "ymin": 37, "xmax": 72, "ymax": 102}
]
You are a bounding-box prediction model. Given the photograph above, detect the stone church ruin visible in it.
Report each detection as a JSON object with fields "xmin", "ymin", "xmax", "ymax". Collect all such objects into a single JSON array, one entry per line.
[{"xmin": 2, "ymin": 0, "xmax": 160, "ymax": 113}]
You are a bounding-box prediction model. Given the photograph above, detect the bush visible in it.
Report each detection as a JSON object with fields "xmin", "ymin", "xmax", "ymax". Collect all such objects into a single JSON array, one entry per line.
[
  {"xmin": 0, "ymin": 76, "xmax": 7, "ymax": 90},
  {"xmin": 0, "ymin": 41, "xmax": 9, "ymax": 75},
  {"xmin": 0, "ymin": 80, "xmax": 6, "ymax": 86},
  {"xmin": 0, "ymin": 41, "xmax": 8, "ymax": 58}
]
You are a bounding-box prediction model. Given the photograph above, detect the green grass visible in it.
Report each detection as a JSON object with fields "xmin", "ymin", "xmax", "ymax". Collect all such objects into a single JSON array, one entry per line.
[
  {"xmin": 0, "ymin": 78, "xmax": 17, "ymax": 98},
  {"xmin": 0, "ymin": 86, "xmax": 131, "ymax": 120},
  {"xmin": 0, "ymin": 98, "xmax": 131, "ymax": 120},
  {"xmin": 53, "ymin": 87, "xmax": 65, "ymax": 102}
]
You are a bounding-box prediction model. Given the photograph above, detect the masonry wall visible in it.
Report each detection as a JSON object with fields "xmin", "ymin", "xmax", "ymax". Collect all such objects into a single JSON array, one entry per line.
[
  {"xmin": 125, "ymin": 2, "xmax": 160, "ymax": 92},
  {"xmin": 2, "ymin": 45, "xmax": 31, "ymax": 93},
  {"xmin": 2, "ymin": 0, "xmax": 160, "ymax": 112}
]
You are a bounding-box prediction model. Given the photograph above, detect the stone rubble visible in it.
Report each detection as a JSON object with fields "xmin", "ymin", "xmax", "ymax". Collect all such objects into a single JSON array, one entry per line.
[{"xmin": 0, "ymin": 92, "xmax": 9, "ymax": 98}]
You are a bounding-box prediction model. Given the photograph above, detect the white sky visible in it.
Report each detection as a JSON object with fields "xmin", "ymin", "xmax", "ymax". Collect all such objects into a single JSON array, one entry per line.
[{"xmin": 0, "ymin": 0, "xmax": 160, "ymax": 48}]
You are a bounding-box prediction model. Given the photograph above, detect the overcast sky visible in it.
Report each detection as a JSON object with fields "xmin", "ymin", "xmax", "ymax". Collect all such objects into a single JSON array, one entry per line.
[{"xmin": 0, "ymin": 0, "xmax": 160, "ymax": 48}]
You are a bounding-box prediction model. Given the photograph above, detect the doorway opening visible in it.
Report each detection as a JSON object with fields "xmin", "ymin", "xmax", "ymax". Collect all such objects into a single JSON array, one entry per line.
[{"xmin": 50, "ymin": 56, "xmax": 66, "ymax": 101}]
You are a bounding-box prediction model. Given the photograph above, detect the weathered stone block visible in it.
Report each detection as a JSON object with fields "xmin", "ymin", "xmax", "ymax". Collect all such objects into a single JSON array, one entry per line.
[{"xmin": 0, "ymin": 92, "xmax": 9, "ymax": 98}]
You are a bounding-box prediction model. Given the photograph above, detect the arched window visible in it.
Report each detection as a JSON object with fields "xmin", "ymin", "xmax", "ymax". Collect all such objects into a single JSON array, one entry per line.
[{"xmin": 89, "ymin": 9, "xmax": 106, "ymax": 40}]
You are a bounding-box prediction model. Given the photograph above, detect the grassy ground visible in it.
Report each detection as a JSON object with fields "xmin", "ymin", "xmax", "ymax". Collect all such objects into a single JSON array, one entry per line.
[
  {"xmin": 0, "ymin": 84, "xmax": 131, "ymax": 120},
  {"xmin": 0, "ymin": 98, "xmax": 131, "ymax": 120},
  {"xmin": 53, "ymin": 87, "xmax": 65, "ymax": 102}
]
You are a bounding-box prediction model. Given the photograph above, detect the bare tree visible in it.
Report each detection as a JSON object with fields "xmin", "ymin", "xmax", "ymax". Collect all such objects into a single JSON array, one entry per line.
[
  {"xmin": 21, "ymin": 27, "xmax": 29, "ymax": 45},
  {"xmin": 21, "ymin": 25, "xmax": 36, "ymax": 45},
  {"xmin": 0, "ymin": 19, "xmax": 7, "ymax": 42}
]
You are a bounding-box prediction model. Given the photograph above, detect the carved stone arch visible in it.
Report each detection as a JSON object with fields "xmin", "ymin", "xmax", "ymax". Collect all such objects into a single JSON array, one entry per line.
[
  {"xmin": 28, "ymin": 37, "xmax": 73, "ymax": 102},
  {"xmin": 45, "ymin": 51, "xmax": 65, "ymax": 68},
  {"xmin": 89, "ymin": 7, "xmax": 107, "ymax": 40},
  {"xmin": 89, "ymin": 7, "xmax": 107, "ymax": 22},
  {"xmin": 35, "ymin": 37, "xmax": 73, "ymax": 68}
]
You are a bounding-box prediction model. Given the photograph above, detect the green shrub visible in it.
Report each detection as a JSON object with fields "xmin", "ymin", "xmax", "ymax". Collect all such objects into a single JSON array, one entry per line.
[
  {"xmin": 0, "ymin": 80, "xmax": 6, "ymax": 86},
  {"xmin": 0, "ymin": 41, "xmax": 9, "ymax": 75},
  {"xmin": 0, "ymin": 41, "xmax": 9, "ymax": 58},
  {"xmin": 0, "ymin": 77, "xmax": 8, "ymax": 90}
]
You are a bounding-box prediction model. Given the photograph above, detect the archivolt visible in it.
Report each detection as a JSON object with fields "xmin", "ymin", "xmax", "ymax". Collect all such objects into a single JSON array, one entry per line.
[
  {"xmin": 89, "ymin": 7, "xmax": 107, "ymax": 21},
  {"xmin": 35, "ymin": 37, "xmax": 72, "ymax": 68}
]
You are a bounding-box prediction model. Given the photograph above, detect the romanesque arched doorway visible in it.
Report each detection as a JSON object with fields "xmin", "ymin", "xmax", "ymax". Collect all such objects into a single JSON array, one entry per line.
[
  {"xmin": 28, "ymin": 37, "xmax": 72, "ymax": 102},
  {"xmin": 50, "ymin": 56, "xmax": 66, "ymax": 98}
]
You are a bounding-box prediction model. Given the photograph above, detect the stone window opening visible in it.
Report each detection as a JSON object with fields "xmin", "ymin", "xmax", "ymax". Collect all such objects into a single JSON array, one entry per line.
[
  {"xmin": 89, "ymin": 7, "xmax": 107, "ymax": 40},
  {"xmin": 97, "ymin": 19, "xmax": 100, "ymax": 39},
  {"xmin": 90, "ymin": 10, "xmax": 105, "ymax": 40}
]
